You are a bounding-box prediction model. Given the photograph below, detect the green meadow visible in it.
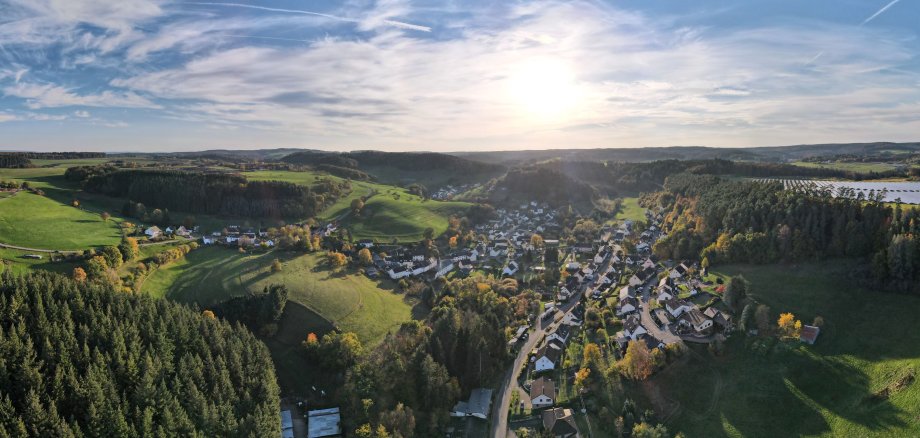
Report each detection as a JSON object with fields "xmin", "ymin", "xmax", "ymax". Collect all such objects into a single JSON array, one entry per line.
[
  {"xmin": 0, "ymin": 192, "xmax": 122, "ymax": 250},
  {"xmin": 246, "ymin": 169, "xmax": 471, "ymax": 241},
  {"xmin": 645, "ymin": 262, "xmax": 920, "ymax": 437}
]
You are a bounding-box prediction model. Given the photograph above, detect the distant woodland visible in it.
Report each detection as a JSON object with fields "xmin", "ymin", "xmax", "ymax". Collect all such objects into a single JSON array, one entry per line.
[{"xmin": 77, "ymin": 168, "xmax": 348, "ymax": 219}]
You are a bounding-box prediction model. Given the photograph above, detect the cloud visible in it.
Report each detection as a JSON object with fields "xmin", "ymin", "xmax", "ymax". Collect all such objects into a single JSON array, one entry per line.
[
  {"xmin": 74, "ymin": 110, "xmax": 90, "ymax": 117},
  {"xmin": 180, "ymin": 1, "xmax": 430, "ymax": 32},
  {"xmin": 4, "ymin": 82, "xmax": 160, "ymax": 109},
  {"xmin": 862, "ymin": 0, "xmax": 900, "ymax": 25}
]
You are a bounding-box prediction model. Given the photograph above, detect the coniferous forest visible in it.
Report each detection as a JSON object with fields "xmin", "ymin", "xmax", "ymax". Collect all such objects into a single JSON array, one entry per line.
[{"xmin": 0, "ymin": 272, "xmax": 280, "ymax": 437}]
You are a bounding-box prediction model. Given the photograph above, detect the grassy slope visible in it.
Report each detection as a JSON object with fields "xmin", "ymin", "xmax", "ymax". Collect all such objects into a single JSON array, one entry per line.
[
  {"xmin": 246, "ymin": 169, "xmax": 471, "ymax": 241},
  {"xmin": 651, "ymin": 262, "xmax": 920, "ymax": 437},
  {"xmin": 0, "ymin": 192, "xmax": 122, "ymax": 249},
  {"xmin": 143, "ymin": 246, "xmax": 417, "ymax": 344},
  {"xmin": 615, "ymin": 197, "xmax": 646, "ymax": 222}
]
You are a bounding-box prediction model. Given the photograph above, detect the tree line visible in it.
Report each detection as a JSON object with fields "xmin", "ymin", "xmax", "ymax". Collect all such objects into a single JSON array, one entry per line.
[
  {"xmin": 77, "ymin": 168, "xmax": 348, "ymax": 219},
  {"xmin": 0, "ymin": 271, "xmax": 279, "ymax": 437},
  {"xmin": 0, "ymin": 152, "xmax": 105, "ymax": 168},
  {"xmin": 651, "ymin": 173, "xmax": 920, "ymax": 293}
]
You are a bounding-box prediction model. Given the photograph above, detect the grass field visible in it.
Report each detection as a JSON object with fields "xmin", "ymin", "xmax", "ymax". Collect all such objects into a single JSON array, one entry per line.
[
  {"xmin": 0, "ymin": 247, "xmax": 78, "ymax": 276},
  {"xmin": 0, "ymin": 192, "xmax": 122, "ymax": 250},
  {"xmin": 792, "ymin": 161, "xmax": 902, "ymax": 173},
  {"xmin": 143, "ymin": 246, "xmax": 419, "ymax": 343},
  {"xmin": 614, "ymin": 197, "xmax": 646, "ymax": 222},
  {"xmin": 646, "ymin": 262, "xmax": 920, "ymax": 437},
  {"xmin": 246, "ymin": 169, "xmax": 471, "ymax": 241}
]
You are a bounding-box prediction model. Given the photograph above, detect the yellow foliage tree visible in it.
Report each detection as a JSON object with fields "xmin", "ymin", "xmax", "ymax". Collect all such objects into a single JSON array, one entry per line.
[
  {"xmin": 448, "ymin": 236, "xmax": 458, "ymax": 249},
  {"xmin": 620, "ymin": 340, "xmax": 654, "ymax": 380},
  {"xmin": 357, "ymin": 248, "xmax": 373, "ymax": 266},
  {"xmin": 777, "ymin": 312, "xmax": 801, "ymax": 338},
  {"xmin": 327, "ymin": 252, "xmax": 348, "ymax": 270},
  {"xmin": 574, "ymin": 367, "xmax": 591, "ymax": 390},
  {"xmin": 202, "ymin": 310, "xmax": 216, "ymax": 319},
  {"xmin": 583, "ymin": 343, "xmax": 603, "ymax": 370}
]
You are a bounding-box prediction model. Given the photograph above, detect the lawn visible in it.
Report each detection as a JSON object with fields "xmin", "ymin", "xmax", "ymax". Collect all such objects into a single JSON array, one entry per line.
[
  {"xmin": 0, "ymin": 192, "xmax": 122, "ymax": 250},
  {"xmin": 0, "ymin": 247, "xmax": 79, "ymax": 276},
  {"xmin": 644, "ymin": 262, "xmax": 920, "ymax": 437},
  {"xmin": 143, "ymin": 246, "xmax": 419, "ymax": 344}
]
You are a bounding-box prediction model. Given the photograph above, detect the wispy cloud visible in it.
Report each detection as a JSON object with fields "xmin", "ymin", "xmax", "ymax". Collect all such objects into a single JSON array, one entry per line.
[
  {"xmin": 4, "ymin": 82, "xmax": 159, "ymax": 109},
  {"xmin": 862, "ymin": 0, "xmax": 900, "ymax": 25},
  {"xmin": 181, "ymin": 2, "xmax": 431, "ymax": 32}
]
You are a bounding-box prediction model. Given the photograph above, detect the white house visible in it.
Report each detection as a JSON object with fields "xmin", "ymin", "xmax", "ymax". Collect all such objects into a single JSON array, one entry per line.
[
  {"xmin": 663, "ymin": 299, "xmax": 692, "ymax": 318},
  {"xmin": 678, "ymin": 308, "xmax": 713, "ymax": 334},
  {"xmin": 411, "ymin": 258, "xmax": 437, "ymax": 276},
  {"xmin": 656, "ymin": 288, "xmax": 674, "ymax": 302},
  {"xmin": 622, "ymin": 315, "xmax": 648, "ymax": 340},
  {"xmin": 176, "ymin": 226, "xmax": 191, "ymax": 237},
  {"xmin": 145, "ymin": 226, "xmax": 162, "ymax": 238},
  {"xmin": 546, "ymin": 324, "xmax": 571, "ymax": 345},
  {"xmin": 387, "ymin": 266, "xmax": 412, "ymax": 280},
  {"xmin": 503, "ymin": 261, "xmax": 519, "ymax": 276},
  {"xmin": 619, "ymin": 286, "xmax": 635, "ymax": 300},
  {"xmin": 530, "ymin": 377, "xmax": 555, "ymax": 409},
  {"xmin": 641, "ymin": 258, "xmax": 656, "ymax": 270},
  {"xmin": 533, "ymin": 341, "xmax": 564, "ymax": 372},
  {"xmin": 201, "ymin": 236, "xmax": 214, "ymax": 245}
]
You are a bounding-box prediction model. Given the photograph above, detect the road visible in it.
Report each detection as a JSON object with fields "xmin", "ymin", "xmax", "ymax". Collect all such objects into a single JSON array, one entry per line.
[
  {"xmin": 637, "ymin": 277, "xmax": 681, "ymax": 344},
  {"xmin": 491, "ymin": 287, "xmax": 586, "ymax": 438},
  {"xmin": 0, "ymin": 242, "xmax": 80, "ymax": 254}
]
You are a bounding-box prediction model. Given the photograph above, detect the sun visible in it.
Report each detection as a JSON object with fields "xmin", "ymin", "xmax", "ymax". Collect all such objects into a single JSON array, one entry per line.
[{"xmin": 507, "ymin": 58, "xmax": 581, "ymax": 121}]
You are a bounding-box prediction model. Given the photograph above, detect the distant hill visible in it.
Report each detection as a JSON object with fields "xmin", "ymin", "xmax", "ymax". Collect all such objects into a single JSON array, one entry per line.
[
  {"xmin": 470, "ymin": 166, "xmax": 598, "ymax": 208},
  {"xmin": 279, "ymin": 150, "xmax": 506, "ymax": 187},
  {"xmin": 452, "ymin": 142, "xmax": 920, "ymax": 165}
]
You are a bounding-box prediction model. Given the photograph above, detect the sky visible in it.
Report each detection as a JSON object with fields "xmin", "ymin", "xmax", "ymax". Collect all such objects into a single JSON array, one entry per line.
[{"xmin": 0, "ymin": 0, "xmax": 918, "ymax": 153}]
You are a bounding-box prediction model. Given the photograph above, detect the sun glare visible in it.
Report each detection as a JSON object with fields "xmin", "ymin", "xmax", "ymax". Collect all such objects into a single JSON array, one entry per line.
[{"xmin": 507, "ymin": 59, "xmax": 581, "ymax": 121}]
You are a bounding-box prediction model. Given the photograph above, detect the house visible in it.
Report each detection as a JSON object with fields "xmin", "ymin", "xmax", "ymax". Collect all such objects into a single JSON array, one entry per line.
[
  {"xmin": 145, "ymin": 226, "xmax": 162, "ymax": 238},
  {"xmin": 546, "ymin": 324, "xmax": 571, "ymax": 345},
  {"xmin": 619, "ymin": 285, "xmax": 635, "ymax": 300},
  {"xmin": 622, "ymin": 314, "xmax": 647, "ymax": 340},
  {"xmin": 530, "ymin": 377, "xmax": 555, "ymax": 409},
  {"xmin": 503, "ymin": 261, "xmax": 519, "ymax": 276},
  {"xmin": 307, "ymin": 407, "xmax": 342, "ymax": 438},
  {"xmin": 164, "ymin": 226, "xmax": 174, "ymax": 234},
  {"xmin": 617, "ymin": 296, "xmax": 639, "ymax": 316},
  {"xmin": 534, "ymin": 340, "xmax": 564, "ymax": 372},
  {"xmin": 641, "ymin": 258, "xmax": 656, "ymax": 270},
  {"xmin": 542, "ymin": 407, "xmax": 578, "ymax": 438},
  {"xmin": 357, "ymin": 239, "xmax": 374, "ymax": 248},
  {"xmin": 176, "ymin": 226, "xmax": 191, "ymax": 237},
  {"xmin": 678, "ymin": 308, "xmax": 713, "ymax": 334},
  {"xmin": 451, "ymin": 388, "xmax": 493, "ymax": 420},
  {"xmin": 656, "ymin": 287, "xmax": 674, "ymax": 302},
  {"xmin": 201, "ymin": 236, "xmax": 214, "ymax": 245},
  {"xmin": 703, "ymin": 307, "xmax": 733, "ymax": 330},
  {"xmin": 800, "ymin": 325, "xmax": 821, "ymax": 345},
  {"xmin": 638, "ymin": 333, "xmax": 665, "ymax": 350},
  {"xmin": 387, "ymin": 266, "xmax": 411, "ymax": 280},
  {"xmin": 635, "ymin": 242, "xmax": 650, "ymax": 253},
  {"xmin": 663, "ymin": 299, "xmax": 692, "ymax": 318}
]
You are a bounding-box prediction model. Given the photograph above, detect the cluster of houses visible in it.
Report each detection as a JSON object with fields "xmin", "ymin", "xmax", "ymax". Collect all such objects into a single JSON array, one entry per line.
[
  {"xmin": 200, "ymin": 226, "xmax": 276, "ymax": 247},
  {"xmin": 431, "ymin": 183, "xmax": 479, "ymax": 200},
  {"xmin": 143, "ymin": 225, "xmax": 193, "ymax": 240}
]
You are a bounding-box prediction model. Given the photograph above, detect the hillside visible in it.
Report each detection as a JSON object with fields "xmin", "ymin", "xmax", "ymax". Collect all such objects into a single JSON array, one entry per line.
[{"xmin": 650, "ymin": 262, "xmax": 920, "ymax": 437}]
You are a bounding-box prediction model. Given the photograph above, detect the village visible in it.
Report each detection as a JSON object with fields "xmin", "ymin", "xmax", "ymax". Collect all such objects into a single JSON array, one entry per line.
[{"xmin": 136, "ymin": 199, "xmax": 820, "ymax": 438}]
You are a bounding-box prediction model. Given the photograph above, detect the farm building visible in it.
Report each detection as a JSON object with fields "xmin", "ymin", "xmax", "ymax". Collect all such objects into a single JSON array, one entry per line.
[{"xmin": 307, "ymin": 407, "xmax": 341, "ymax": 438}]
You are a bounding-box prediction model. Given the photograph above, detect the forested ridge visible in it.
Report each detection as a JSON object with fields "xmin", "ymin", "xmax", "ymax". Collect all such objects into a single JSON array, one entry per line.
[
  {"xmin": 0, "ymin": 271, "xmax": 280, "ymax": 437},
  {"xmin": 80, "ymin": 169, "xmax": 347, "ymax": 219},
  {"xmin": 651, "ymin": 173, "xmax": 920, "ymax": 293}
]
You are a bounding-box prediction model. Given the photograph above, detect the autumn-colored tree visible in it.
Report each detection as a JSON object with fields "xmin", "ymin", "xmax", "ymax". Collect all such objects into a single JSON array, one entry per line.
[
  {"xmin": 778, "ymin": 312, "xmax": 798, "ymax": 338},
  {"xmin": 351, "ymin": 198, "xmax": 365, "ymax": 213},
  {"xmin": 327, "ymin": 252, "xmax": 348, "ymax": 270},
  {"xmin": 305, "ymin": 332, "xmax": 319, "ymax": 346},
  {"xmin": 271, "ymin": 258, "xmax": 283, "ymax": 273},
  {"xmin": 85, "ymin": 256, "xmax": 109, "ymax": 279},
  {"xmin": 574, "ymin": 367, "xmax": 591, "ymax": 390},
  {"xmin": 72, "ymin": 267, "xmax": 87, "ymax": 283},
  {"xmin": 530, "ymin": 234, "xmax": 544, "ymax": 247},
  {"xmin": 357, "ymin": 248, "xmax": 373, "ymax": 266},
  {"xmin": 583, "ymin": 343, "xmax": 603, "ymax": 371},
  {"xmin": 100, "ymin": 211, "xmax": 110, "ymax": 222},
  {"xmin": 620, "ymin": 340, "xmax": 654, "ymax": 380},
  {"xmin": 71, "ymin": 199, "xmax": 80, "ymax": 208},
  {"xmin": 202, "ymin": 310, "xmax": 216, "ymax": 319},
  {"xmin": 448, "ymin": 235, "xmax": 458, "ymax": 249}
]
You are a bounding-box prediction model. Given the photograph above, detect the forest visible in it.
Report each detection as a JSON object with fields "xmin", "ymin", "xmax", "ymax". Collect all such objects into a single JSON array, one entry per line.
[
  {"xmin": 79, "ymin": 169, "xmax": 348, "ymax": 219},
  {"xmin": 650, "ymin": 173, "xmax": 920, "ymax": 294},
  {"xmin": 0, "ymin": 271, "xmax": 279, "ymax": 437}
]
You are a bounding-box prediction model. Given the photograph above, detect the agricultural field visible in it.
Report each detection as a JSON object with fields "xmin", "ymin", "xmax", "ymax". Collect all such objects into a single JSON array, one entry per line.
[
  {"xmin": 0, "ymin": 247, "xmax": 79, "ymax": 276},
  {"xmin": 757, "ymin": 178, "xmax": 920, "ymax": 204},
  {"xmin": 645, "ymin": 262, "xmax": 920, "ymax": 437},
  {"xmin": 792, "ymin": 161, "xmax": 903, "ymax": 173},
  {"xmin": 0, "ymin": 192, "xmax": 122, "ymax": 250},
  {"xmin": 246, "ymin": 169, "xmax": 471, "ymax": 241}
]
